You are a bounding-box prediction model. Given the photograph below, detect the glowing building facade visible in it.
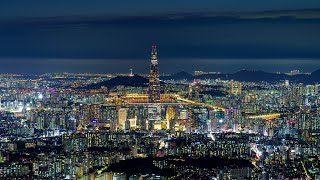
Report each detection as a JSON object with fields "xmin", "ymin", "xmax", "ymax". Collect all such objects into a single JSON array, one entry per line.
[
  {"xmin": 230, "ymin": 81, "xmax": 242, "ymax": 95},
  {"xmin": 117, "ymin": 108, "xmax": 127, "ymax": 130}
]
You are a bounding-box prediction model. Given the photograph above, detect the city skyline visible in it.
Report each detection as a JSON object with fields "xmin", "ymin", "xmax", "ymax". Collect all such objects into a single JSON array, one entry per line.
[
  {"xmin": 1, "ymin": 2, "xmax": 320, "ymax": 179},
  {"xmin": 0, "ymin": 58, "xmax": 319, "ymax": 74}
]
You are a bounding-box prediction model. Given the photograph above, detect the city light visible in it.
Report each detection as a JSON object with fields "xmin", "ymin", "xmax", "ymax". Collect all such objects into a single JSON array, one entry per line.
[{"xmin": 0, "ymin": 2, "xmax": 319, "ymax": 178}]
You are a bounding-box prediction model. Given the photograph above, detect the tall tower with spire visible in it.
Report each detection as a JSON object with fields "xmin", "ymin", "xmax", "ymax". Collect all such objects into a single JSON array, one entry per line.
[{"xmin": 148, "ymin": 45, "xmax": 160, "ymax": 103}]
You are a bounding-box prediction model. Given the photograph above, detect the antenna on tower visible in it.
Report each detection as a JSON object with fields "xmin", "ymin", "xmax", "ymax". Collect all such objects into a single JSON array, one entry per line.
[{"xmin": 129, "ymin": 68, "xmax": 134, "ymax": 77}]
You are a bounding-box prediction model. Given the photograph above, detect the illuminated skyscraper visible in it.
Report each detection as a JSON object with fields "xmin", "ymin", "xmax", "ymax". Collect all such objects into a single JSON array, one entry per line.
[
  {"xmin": 117, "ymin": 108, "xmax": 127, "ymax": 130},
  {"xmin": 148, "ymin": 45, "xmax": 161, "ymax": 103},
  {"xmin": 188, "ymin": 79, "xmax": 201, "ymax": 102},
  {"xmin": 166, "ymin": 106, "xmax": 177, "ymax": 130},
  {"xmin": 230, "ymin": 81, "xmax": 242, "ymax": 95}
]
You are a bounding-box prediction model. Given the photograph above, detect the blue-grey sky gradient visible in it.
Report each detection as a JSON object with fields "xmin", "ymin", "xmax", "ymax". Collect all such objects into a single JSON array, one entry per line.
[
  {"xmin": 1, "ymin": 0, "xmax": 320, "ymax": 18},
  {"xmin": 0, "ymin": 2, "xmax": 320, "ymax": 74}
]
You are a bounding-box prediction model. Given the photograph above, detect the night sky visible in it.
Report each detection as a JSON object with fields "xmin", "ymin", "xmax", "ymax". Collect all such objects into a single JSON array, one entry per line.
[{"xmin": 0, "ymin": 1, "xmax": 320, "ymax": 74}]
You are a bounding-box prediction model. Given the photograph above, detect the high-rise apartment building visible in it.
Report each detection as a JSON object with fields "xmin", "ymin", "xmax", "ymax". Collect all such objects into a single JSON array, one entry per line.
[
  {"xmin": 117, "ymin": 108, "xmax": 127, "ymax": 130},
  {"xmin": 230, "ymin": 81, "xmax": 242, "ymax": 95}
]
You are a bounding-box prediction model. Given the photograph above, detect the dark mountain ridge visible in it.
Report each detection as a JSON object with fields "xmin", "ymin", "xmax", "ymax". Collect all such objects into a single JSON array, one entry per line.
[
  {"xmin": 84, "ymin": 75, "xmax": 148, "ymax": 89},
  {"xmin": 84, "ymin": 69, "xmax": 320, "ymax": 89},
  {"xmin": 161, "ymin": 71, "xmax": 194, "ymax": 80},
  {"xmin": 161, "ymin": 69, "xmax": 320, "ymax": 83}
]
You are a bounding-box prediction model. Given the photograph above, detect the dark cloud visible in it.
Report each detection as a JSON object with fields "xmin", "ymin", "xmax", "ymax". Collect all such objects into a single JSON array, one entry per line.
[
  {"xmin": 0, "ymin": 11, "xmax": 320, "ymax": 74},
  {"xmin": 0, "ymin": 58, "xmax": 319, "ymax": 74},
  {"xmin": 1, "ymin": 1, "xmax": 320, "ymax": 18}
]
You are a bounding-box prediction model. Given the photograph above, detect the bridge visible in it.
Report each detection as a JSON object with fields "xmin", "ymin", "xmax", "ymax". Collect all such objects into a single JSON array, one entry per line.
[
  {"xmin": 247, "ymin": 113, "xmax": 281, "ymax": 120},
  {"xmin": 113, "ymin": 94, "xmax": 283, "ymax": 119},
  {"xmin": 121, "ymin": 93, "xmax": 226, "ymax": 111},
  {"xmin": 176, "ymin": 95, "xmax": 225, "ymax": 111}
]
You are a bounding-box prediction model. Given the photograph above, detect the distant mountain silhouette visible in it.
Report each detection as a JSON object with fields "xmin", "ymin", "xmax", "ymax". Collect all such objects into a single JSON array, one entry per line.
[
  {"xmin": 230, "ymin": 70, "xmax": 287, "ymax": 82},
  {"xmin": 196, "ymin": 73, "xmax": 227, "ymax": 80},
  {"xmin": 311, "ymin": 69, "xmax": 320, "ymax": 76},
  {"xmin": 85, "ymin": 75, "xmax": 148, "ymax": 89},
  {"xmin": 161, "ymin": 71, "xmax": 194, "ymax": 80},
  {"xmin": 306, "ymin": 69, "xmax": 320, "ymax": 83},
  {"xmin": 162, "ymin": 69, "xmax": 320, "ymax": 83},
  {"xmin": 228, "ymin": 69, "xmax": 318, "ymax": 83},
  {"xmin": 85, "ymin": 68, "xmax": 320, "ymax": 89},
  {"xmin": 310, "ymin": 69, "xmax": 320, "ymax": 78}
]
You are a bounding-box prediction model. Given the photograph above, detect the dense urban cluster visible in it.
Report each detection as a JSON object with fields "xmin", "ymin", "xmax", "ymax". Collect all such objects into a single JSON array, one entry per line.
[{"xmin": 0, "ymin": 48, "xmax": 320, "ymax": 179}]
